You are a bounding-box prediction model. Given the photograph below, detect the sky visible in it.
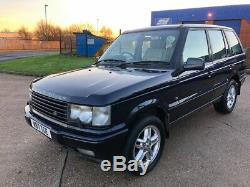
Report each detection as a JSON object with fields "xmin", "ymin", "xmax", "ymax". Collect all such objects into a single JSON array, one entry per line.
[{"xmin": 0, "ymin": 0, "xmax": 250, "ymax": 33}]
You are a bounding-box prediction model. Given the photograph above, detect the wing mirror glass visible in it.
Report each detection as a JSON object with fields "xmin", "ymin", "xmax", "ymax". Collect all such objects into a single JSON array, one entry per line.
[
  {"xmin": 95, "ymin": 56, "xmax": 100, "ymax": 62},
  {"xmin": 183, "ymin": 58, "xmax": 205, "ymax": 71}
]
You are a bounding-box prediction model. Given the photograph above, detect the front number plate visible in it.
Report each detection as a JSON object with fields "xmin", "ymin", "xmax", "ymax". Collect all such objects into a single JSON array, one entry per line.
[{"xmin": 31, "ymin": 119, "xmax": 52, "ymax": 139}]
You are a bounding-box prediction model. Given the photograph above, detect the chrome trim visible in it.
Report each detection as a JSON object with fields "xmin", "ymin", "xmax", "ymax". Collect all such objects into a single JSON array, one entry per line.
[
  {"xmin": 32, "ymin": 109, "xmax": 88, "ymax": 132},
  {"xmin": 210, "ymin": 60, "xmax": 245, "ymax": 73},
  {"xmin": 168, "ymin": 82, "xmax": 227, "ymax": 109},
  {"xmin": 31, "ymin": 91, "xmax": 69, "ymax": 123},
  {"xmin": 168, "ymin": 93, "xmax": 197, "ymax": 108},
  {"xmin": 34, "ymin": 90, "xmax": 67, "ymax": 101},
  {"xmin": 32, "ymin": 109, "xmax": 68, "ymax": 128}
]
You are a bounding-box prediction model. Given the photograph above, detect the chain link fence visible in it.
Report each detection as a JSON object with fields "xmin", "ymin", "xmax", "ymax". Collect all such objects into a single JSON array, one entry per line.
[{"xmin": 60, "ymin": 34, "xmax": 76, "ymax": 55}]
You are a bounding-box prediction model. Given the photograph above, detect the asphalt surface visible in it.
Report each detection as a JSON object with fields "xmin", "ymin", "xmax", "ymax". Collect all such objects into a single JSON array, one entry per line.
[
  {"xmin": 0, "ymin": 51, "xmax": 59, "ymax": 63},
  {"xmin": 0, "ymin": 73, "xmax": 250, "ymax": 187}
]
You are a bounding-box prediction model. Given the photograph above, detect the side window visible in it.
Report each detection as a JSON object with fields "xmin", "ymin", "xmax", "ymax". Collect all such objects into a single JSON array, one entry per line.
[
  {"xmin": 182, "ymin": 30, "xmax": 209, "ymax": 63},
  {"xmin": 225, "ymin": 31, "xmax": 242, "ymax": 55},
  {"xmin": 208, "ymin": 30, "xmax": 227, "ymax": 60}
]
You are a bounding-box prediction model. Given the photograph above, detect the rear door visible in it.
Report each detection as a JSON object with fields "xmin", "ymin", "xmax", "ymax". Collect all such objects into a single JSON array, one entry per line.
[
  {"xmin": 206, "ymin": 29, "xmax": 229, "ymax": 98},
  {"xmin": 207, "ymin": 29, "xmax": 244, "ymax": 98},
  {"xmin": 224, "ymin": 30, "xmax": 245, "ymax": 79}
]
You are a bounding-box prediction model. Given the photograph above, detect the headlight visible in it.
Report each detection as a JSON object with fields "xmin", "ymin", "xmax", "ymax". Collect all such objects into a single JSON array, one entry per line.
[
  {"xmin": 70, "ymin": 105, "xmax": 111, "ymax": 127},
  {"xmin": 29, "ymin": 89, "xmax": 32, "ymax": 101},
  {"xmin": 92, "ymin": 106, "xmax": 111, "ymax": 126},
  {"xmin": 70, "ymin": 105, "xmax": 92, "ymax": 124}
]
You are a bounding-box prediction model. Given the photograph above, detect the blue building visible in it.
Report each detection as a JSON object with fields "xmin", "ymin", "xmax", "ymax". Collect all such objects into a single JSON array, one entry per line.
[
  {"xmin": 75, "ymin": 31, "xmax": 106, "ymax": 57},
  {"xmin": 151, "ymin": 5, "xmax": 250, "ymax": 47}
]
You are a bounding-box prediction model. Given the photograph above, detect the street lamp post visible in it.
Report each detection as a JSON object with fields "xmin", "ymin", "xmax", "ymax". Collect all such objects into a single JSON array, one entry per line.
[
  {"xmin": 96, "ymin": 18, "xmax": 99, "ymax": 35},
  {"xmin": 44, "ymin": 4, "xmax": 48, "ymax": 26},
  {"xmin": 44, "ymin": 4, "xmax": 48, "ymax": 40}
]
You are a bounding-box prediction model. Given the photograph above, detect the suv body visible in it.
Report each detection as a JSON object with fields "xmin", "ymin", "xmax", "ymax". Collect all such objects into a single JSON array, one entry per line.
[{"xmin": 24, "ymin": 24, "xmax": 246, "ymax": 174}]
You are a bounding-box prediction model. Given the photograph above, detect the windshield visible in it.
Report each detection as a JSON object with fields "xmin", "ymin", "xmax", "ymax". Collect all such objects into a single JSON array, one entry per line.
[{"xmin": 99, "ymin": 29, "xmax": 180, "ymax": 67}]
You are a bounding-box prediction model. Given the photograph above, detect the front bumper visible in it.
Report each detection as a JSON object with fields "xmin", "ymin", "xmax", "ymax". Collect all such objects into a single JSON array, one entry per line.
[{"xmin": 24, "ymin": 105, "xmax": 128, "ymax": 160}]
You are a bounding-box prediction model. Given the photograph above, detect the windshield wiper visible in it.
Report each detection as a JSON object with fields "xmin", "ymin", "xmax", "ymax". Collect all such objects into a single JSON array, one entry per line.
[
  {"xmin": 132, "ymin": 60, "xmax": 169, "ymax": 64},
  {"xmin": 95, "ymin": 59, "xmax": 127, "ymax": 66},
  {"xmin": 116, "ymin": 60, "xmax": 170, "ymax": 68},
  {"xmin": 97, "ymin": 59, "xmax": 126, "ymax": 63}
]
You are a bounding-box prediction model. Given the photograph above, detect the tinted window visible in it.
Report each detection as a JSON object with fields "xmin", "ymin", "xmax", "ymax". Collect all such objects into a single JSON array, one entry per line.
[
  {"xmin": 100, "ymin": 29, "xmax": 180, "ymax": 65},
  {"xmin": 141, "ymin": 34, "xmax": 177, "ymax": 62},
  {"xmin": 225, "ymin": 31, "xmax": 242, "ymax": 55},
  {"xmin": 182, "ymin": 30, "xmax": 209, "ymax": 63},
  {"xmin": 208, "ymin": 30, "xmax": 227, "ymax": 60},
  {"xmin": 104, "ymin": 35, "xmax": 137, "ymax": 60}
]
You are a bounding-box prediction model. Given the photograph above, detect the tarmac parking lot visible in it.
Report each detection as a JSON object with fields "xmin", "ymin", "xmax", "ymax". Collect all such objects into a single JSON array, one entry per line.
[
  {"xmin": 0, "ymin": 51, "xmax": 58, "ymax": 63},
  {"xmin": 0, "ymin": 73, "xmax": 250, "ymax": 187}
]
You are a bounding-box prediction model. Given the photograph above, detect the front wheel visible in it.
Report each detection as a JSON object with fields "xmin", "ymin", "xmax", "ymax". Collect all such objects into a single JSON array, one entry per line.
[
  {"xmin": 214, "ymin": 80, "xmax": 238, "ymax": 114},
  {"xmin": 124, "ymin": 116, "xmax": 165, "ymax": 175}
]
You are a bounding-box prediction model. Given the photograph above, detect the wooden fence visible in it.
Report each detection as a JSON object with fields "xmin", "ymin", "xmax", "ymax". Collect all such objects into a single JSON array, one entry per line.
[{"xmin": 0, "ymin": 39, "xmax": 60, "ymax": 51}]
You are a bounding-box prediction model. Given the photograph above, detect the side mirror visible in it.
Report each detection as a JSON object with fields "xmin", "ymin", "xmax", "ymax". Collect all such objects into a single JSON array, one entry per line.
[
  {"xmin": 184, "ymin": 58, "xmax": 205, "ymax": 71},
  {"xmin": 95, "ymin": 56, "xmax": 100, "ymax": 62}
]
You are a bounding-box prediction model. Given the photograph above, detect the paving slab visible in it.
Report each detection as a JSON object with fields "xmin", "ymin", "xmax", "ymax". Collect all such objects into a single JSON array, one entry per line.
[{"xmin": 0, "ymin": 73, "xmax": 249, "ymax": 187}]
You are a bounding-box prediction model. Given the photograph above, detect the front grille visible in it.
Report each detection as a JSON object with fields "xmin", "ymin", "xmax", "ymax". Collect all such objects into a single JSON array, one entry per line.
[{"xmin": 31, "ymin": 91, "xmax": 69, "ymax": 123}]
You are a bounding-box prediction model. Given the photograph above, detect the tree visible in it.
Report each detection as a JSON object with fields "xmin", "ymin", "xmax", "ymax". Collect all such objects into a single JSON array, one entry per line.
[
  {"xmin": 65, "ymin": 24, "xmax": 83, "ymax": 34},
  {"xmin": 18, "ymin": 26, "xmax": 32, "ymax": 40},
  {"xmin": 34, "ymin": 20, "xmax": 61, "ymax": 41},
  {"xmin": 64, "ymin": 23, "xmax": 96, "ymax": 35},
  {"xmin": 1, "ymin": 28, "xmax": 10, "ymax": 32},
  {"xmin": 99, "ymin": 26, "xmax": 114, "ymax": 40},
  {"xmin": 82, "ymin": 23, "xmax": 96, "ymax": 34}
]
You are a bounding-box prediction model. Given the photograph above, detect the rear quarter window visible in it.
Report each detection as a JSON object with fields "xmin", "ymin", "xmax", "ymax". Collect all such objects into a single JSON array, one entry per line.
[{"xmin": 224, "ymin": 31, "xmax": 243, "ymax": 56}]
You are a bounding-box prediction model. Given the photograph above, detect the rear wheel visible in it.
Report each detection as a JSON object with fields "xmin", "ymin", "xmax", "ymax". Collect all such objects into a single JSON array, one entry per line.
[{"xmin": 214, "ymin": 80, "xmax": 238, "ymax": 114}]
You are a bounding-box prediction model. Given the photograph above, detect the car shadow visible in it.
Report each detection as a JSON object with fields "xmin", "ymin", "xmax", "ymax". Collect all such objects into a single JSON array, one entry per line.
[
  {"xmin": 59, "ymin": 106, "xmax": 233, "ymax": 186},
  {"xmin": 8, "ymin": 105, "xmax": 245, "ymax": 187}
]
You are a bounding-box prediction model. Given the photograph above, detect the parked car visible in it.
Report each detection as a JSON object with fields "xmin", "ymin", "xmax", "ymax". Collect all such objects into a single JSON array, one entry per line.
[{"xmin": 24, "ymin": 24, "xmax": 246, "ymax": 175}]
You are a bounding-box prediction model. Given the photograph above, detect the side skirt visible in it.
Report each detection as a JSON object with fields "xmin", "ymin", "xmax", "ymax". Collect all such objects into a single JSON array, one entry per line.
[{"xmin": 169, "ymin": 96, "xmax": 222, "ymax": 126}]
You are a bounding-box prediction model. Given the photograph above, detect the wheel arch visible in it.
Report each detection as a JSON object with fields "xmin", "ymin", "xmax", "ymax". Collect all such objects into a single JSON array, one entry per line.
[
  {"xmin": 230, "ymin": 73, "xmax": 241, "ymax": 95},
  {"xmin": 126, "ymin": 99, "xmax": 170, "ymax": 138}
]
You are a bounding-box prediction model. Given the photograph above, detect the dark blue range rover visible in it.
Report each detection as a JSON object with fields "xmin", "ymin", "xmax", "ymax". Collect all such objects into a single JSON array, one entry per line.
[{"xmin": 25, "ymin": 24, "xmax": 246, "ymax": 174}]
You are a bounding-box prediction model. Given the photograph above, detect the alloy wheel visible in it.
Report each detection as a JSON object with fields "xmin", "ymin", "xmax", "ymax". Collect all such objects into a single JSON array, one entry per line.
[
  {"xmin": 227, "ymin": 85, "xmax": 236, "ymax": 109},
  {"xmin": 133, "ymin": 125, "xmax": 161, "ymax": 167}
]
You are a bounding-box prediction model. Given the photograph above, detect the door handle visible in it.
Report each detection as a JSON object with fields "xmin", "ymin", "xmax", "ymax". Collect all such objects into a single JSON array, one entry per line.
[{"xmin": 208, "ymin": 72, "xmax": 213, "ymax": 78}]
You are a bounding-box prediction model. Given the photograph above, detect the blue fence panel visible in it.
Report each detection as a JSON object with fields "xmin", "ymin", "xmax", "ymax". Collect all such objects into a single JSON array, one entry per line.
[
  {"xmin": 87, "ymin": 36, "xmax": 105, "ymax": 57},
  {"xmin": 75, "ymin": 33, "xmax": 105, "ymax": 57},
  {"xmin": 76, "ymin": 34, "xmax": 87, "ymax": 56}
]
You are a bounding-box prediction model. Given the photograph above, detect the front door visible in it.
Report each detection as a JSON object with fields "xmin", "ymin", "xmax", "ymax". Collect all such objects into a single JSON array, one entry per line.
[{"xmin": 169, "ymin": 29, "xmax": 214, "ymax": 123}]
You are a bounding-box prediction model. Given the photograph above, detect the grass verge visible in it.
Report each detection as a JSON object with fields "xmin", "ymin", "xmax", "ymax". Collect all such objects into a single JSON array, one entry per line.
[
  {"xmin": 0, "ymin": 55, "xmax": 249, "ymax": 76},
  {"xmin": 0, "ymin": 55, "xmax": 93, "ymax": 76}
]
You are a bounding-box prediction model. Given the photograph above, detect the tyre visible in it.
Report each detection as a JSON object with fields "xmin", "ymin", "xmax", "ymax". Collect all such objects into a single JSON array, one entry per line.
[
  {"xmin": 214, "ymin": 80, "xmax": 238, "ymax": 114},
  {"xmin": 124, "ymin": 116, "xmax": 165, "ymax": 175}
]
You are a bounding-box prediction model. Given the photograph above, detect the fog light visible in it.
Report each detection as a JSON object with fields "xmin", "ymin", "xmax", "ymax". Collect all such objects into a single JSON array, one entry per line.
[{"xmin": 77, "ymin": 148, "xmax": 95, "ymax": 157}]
